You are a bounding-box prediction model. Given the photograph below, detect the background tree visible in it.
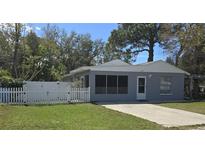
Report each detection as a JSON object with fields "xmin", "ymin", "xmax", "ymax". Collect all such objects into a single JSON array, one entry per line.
[
  {"xmin": 60, "ymin": 31, "xmax": 105, "ymax": 74},
  {"xmin": 0, "ymin": 23, "xmax": 25, "ymax": 79},
  {"xmin": 106, "ymin": 23, "xmax": 161, "ymax": 63},
  {"xmin": 37, "ymin": 24, "xmax": 64, "ymax": 81},
  {"xmin": 165, "ymin": 56, "xmax": 175, "ymax": 65},
  {"xmin": 160, "ymin": 23, "xmax": 187, "ymax": 66},
  {"xmin": 20, "ymin": 30, "xmax": 45, "ymax": 80},
  {"xmin": 161, "ymin": 23, "xmax": 205, "ymax": 98},
  {"xmin": 0, "ymin": 26, "xmax": 12, "ymax": 70},
  {"xmin": 160, "ymin": 23, "xmax": 205, "ymax": 74}
]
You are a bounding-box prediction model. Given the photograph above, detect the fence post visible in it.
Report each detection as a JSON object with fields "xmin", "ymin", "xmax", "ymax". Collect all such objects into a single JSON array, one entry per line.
[
  {"xmin": 23, "ymin": 86, "xmax": 28, "ymax": 104},
  {"xmin": 0, "ymin": 88, "xmax": 2, "ymax": 103},
  {"xmin": 88, "ymin": 87, "xmax": 90, "ymax": 102}
]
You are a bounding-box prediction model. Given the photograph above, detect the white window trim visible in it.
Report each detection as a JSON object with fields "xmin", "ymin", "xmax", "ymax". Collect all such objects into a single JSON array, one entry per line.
[
  {"xmin": 160, "ymin": 93, "xmax": 173, "ymax": 96},
  {"xmin": 160, "ymin": 76, "xmax": 172, "ymax": 95},
  {"xmin": 136, "ymin": 76, "xmax": 146, "ymax": 100}
]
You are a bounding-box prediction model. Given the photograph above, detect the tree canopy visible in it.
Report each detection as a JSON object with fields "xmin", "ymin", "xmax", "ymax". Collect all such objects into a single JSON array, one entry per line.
[
  {"xmin": 106, "ymin": 23, "xmax": 161, "ymax": 63},
  {"xmin": 0, "ymin": 23, "xmax": 205, "ymax": 87},
  {"xmin": 0, "ymin": 24, "xmax": 105, "ymax": 82}
]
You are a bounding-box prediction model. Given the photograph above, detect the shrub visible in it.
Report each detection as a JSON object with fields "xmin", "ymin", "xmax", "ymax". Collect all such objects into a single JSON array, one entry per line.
[{"xmin": 0, "ymin": 69, "xmax": 23, "ymax": 87}]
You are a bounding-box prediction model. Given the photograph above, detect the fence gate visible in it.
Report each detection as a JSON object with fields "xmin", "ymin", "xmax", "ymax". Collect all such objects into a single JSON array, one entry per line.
[{"xmin": 23, "ymin": 81, "xmax": 71, "ymax": 103}]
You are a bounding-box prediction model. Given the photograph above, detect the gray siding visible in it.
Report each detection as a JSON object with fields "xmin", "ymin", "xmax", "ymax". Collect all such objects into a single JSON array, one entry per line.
[{"xmin": 88, "ymin": 71, "xmax": 184, "ymax": 103}]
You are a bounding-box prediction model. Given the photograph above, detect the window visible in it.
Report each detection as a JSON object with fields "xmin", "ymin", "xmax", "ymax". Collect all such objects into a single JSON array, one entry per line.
[
  {"xmin": 107, "ymin": 76, "xmax": 117, "ymax": 94},
  {"xmin": 160, "ymin": 77, "xmax": 172, "ymax": 94},
  {"xmin": 118, "ymin": 76, "xmax": 128, "ymax": 94},
  {"xmin": 138, "ymin": 78, "xmax": 145, "ymax": 93},
  {"xmin": 95, "ymin": 75, "xmax": 128, "ymax": 94},
  {"xmin": 95, "ymin": 75, "xmax": 106, "ymax": 94}
]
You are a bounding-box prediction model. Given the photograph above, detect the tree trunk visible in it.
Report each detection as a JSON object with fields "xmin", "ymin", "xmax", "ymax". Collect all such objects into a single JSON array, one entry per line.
[
  {"xmin": 175, "ymin": 55, "xmax": 179, "ymax": 66},
  {"xmin": 192, "ymin": 46, "xmax": 200, "ymax": 99},
  {"xmin": 148, "ymin": 46, "xmax": 154, "ymax": 62},
  {"xmin": 175, "ymin": 46, "xmax": 183, "ymax": 66},
  {"xmin": 147, "ymin": 34, "xmax": 155, "ymax": 62},
  {"xmin": 12, "ymin": 23, "xmax": 20, "ymax": 78}
]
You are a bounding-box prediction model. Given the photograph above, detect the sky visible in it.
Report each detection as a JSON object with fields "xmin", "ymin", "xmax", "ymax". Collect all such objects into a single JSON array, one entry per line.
[{"xmin": 27, "ymin": 23, "xmax": 167, "ymax": 64}]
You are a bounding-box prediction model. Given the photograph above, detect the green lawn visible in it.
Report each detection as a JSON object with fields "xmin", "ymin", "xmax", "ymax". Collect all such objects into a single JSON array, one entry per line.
[
  {"xmin": 0, "ymin": 103, "xmax": 163, "ymax": 130},
  {"xmin": 159, "ymin": 101, "xmax": 205, "ymax": 115}
]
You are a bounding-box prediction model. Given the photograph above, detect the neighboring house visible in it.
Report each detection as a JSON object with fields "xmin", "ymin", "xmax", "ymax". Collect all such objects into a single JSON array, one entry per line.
[{"xmin": 63, "ymin": 60, "xmax": 190, "ymax": 102}]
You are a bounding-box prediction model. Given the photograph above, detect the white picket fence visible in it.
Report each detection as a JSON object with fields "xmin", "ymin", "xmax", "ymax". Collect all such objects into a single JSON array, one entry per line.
[
  {"xmin": 0, "ymin": 87, "xmax": 90, "ymax": 104},
  {"xmin": 0, "ymin": 87, "xmax": 25, "ymax": 104},
  {"xmin": 70, "ymin": 87, "xmax": 90, "ymax": 103}
]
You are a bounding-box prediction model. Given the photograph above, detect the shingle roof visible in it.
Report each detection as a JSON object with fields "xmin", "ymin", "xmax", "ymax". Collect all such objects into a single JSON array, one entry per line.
[
  {"xmin": 97, "ymin": 59, "xmax": 130, "ymax": 66},
  {"xmin": 66, "ymin": 60, "xmax": 190, "ymax": 76}
]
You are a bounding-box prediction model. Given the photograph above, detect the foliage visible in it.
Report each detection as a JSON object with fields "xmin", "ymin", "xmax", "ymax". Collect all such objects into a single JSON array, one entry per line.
[
  {"xmin": 60, "ymin": 31, "xmax": 105, "ymax": 73},
  {"xmin": 160, "ymin": 23, "xmax": 205, "ymax": 72},
  {"xmin": 0, "ymin": 69, "xmax": 23, "ymax": 87},
  {"xmin": 0, "ymin": 24, "xmax": 105, "ymax": 81},
  {"xmin": 179, "ymin": 24, "xmax": 205, "ymax": 75},
  {"xmin": 165, "ymin": 56, "xmax": 175, "ymax": 65},
  {"xmin": 0, "ymin": 69, "xmax": 13, "ymax": 86},
  {"xmin": 160, "ymin": 24, "xmax": 205, "ymax": 98},
  {"xmin": 106, "ymin": 23, "xmax": 161, "ymax": 63}
]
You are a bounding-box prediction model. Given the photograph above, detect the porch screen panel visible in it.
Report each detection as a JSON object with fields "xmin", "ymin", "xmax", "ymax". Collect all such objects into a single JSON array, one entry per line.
[
  {"xmin": 107, "ymin": 75, "xmax": 117, "ymax": 94},
  {"xmin": 95, "ymin": 75, "xmax": 106, "ymax": 94},
  {"xmin": 85, "ymin": 75, "xmax": 89, "ymax": 88},
  {"xmin": 118, "ymin": 76, "xmax": 128, "ymax": 94}
]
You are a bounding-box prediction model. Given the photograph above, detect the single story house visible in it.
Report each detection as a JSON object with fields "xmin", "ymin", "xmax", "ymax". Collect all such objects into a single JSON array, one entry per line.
[{"xmin": 63, "ymin": 60, "xmax": 190, "ymax": 102}]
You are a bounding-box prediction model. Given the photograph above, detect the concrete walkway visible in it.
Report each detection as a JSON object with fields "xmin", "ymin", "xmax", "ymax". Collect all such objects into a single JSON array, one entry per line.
[{"xmin": 103, "ymin": 104, "xmax": 205, "ymax": 127}]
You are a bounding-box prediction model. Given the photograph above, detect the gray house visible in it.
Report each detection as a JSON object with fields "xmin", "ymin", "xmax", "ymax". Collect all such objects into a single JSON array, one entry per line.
[{"xmin": 63, "ymin": 60, "xmax": 189, "ymax": 102}]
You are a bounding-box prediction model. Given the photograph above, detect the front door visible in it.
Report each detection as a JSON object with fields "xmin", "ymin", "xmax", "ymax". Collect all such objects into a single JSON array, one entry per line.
[{"xmin": 137, "ymin": 76, "xmax": 146, "ymax": 100}]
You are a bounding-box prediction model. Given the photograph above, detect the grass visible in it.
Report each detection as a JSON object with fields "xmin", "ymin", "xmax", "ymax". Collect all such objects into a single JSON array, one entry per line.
[
  {"xmin": 0, "ymin": 103, "xmax": 163, "ymax": 130},
  {"xmin": 168, "ymin": 124, "xmax": 205, "ymax": 130},
  {"xmin": 159, "ymin": 101, "xmax": 205, "ymax": 115},
  {"xmin": 157, "ymin": 101, "xmax": 205, "ymax": 130}
]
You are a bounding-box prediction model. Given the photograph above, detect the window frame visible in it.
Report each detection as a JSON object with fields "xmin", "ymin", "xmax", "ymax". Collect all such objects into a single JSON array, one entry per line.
[
  {"xmin": 160, "ymin": 76, "xmax": 172, "ymax": 95},
  {"xmin": 95, "ymin": 75, "xmax": 128, "ymax": 95},
  {"xmin": 95, "ymin": 75, "xmax": 107, "ymax": 94},
  {"xmin": 118, "ymin": 76, "xmax": 128, "ymax": 94},
  {"xmin": 107, "ymin": 75, "xmax": 118, "ymax": 94}
]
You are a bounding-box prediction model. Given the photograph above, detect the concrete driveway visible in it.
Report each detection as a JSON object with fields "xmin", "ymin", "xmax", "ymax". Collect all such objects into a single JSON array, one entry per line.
[{"xmin": 103, "ymin": 104, "xmax": 205, "ymax": 127}]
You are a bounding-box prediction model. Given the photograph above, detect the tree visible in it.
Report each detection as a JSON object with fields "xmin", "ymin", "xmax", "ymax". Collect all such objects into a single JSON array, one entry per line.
[
  {"xmin": 160, "ymin": 23, "xmax": 188, "ymax": 66},
  {"xmin": 0, "ymin": 69, "xmax": 13, "ymax": 87},
  {"xmin": 161, "ymin": 23, "xmax": 205, "ymax": 73},
  {"xmin": 0, "ymin": 27, "xmax": 12, "ymax": 70},
  {"xmin": 106, "ymin": 23, "xmax": 161, "ymax": 63},
  {"xmin": 12, "ymin": 23, "xmax": 22, "ymax": 78},
  {"xmin": 165, "ymin": 24, "xmax": 205, "ymax": 98},
  {"xmin": 166, "ymin": 56, "xmax": 175, "ymax": 65},
  {"xmin": 21, "ymin": 31, "xmax": 45, "ymax": 80},
  {"xmin": 0, "ymin": 23, "xmax": 24, "ymax": 78},
  {"xmin": 38, "ymin": 24, "xmax": 63, "ymax": 81},
  {"xmin": 0, "ymin": 23, "xmax": 106, "ymax": 82},
  {"xmin": 60, "ymin": 31, "xmax": 105, "ymax": 74},
  {"xmin": 179, "ymin": 24, "xmax": 205, "ymax": 75}
]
